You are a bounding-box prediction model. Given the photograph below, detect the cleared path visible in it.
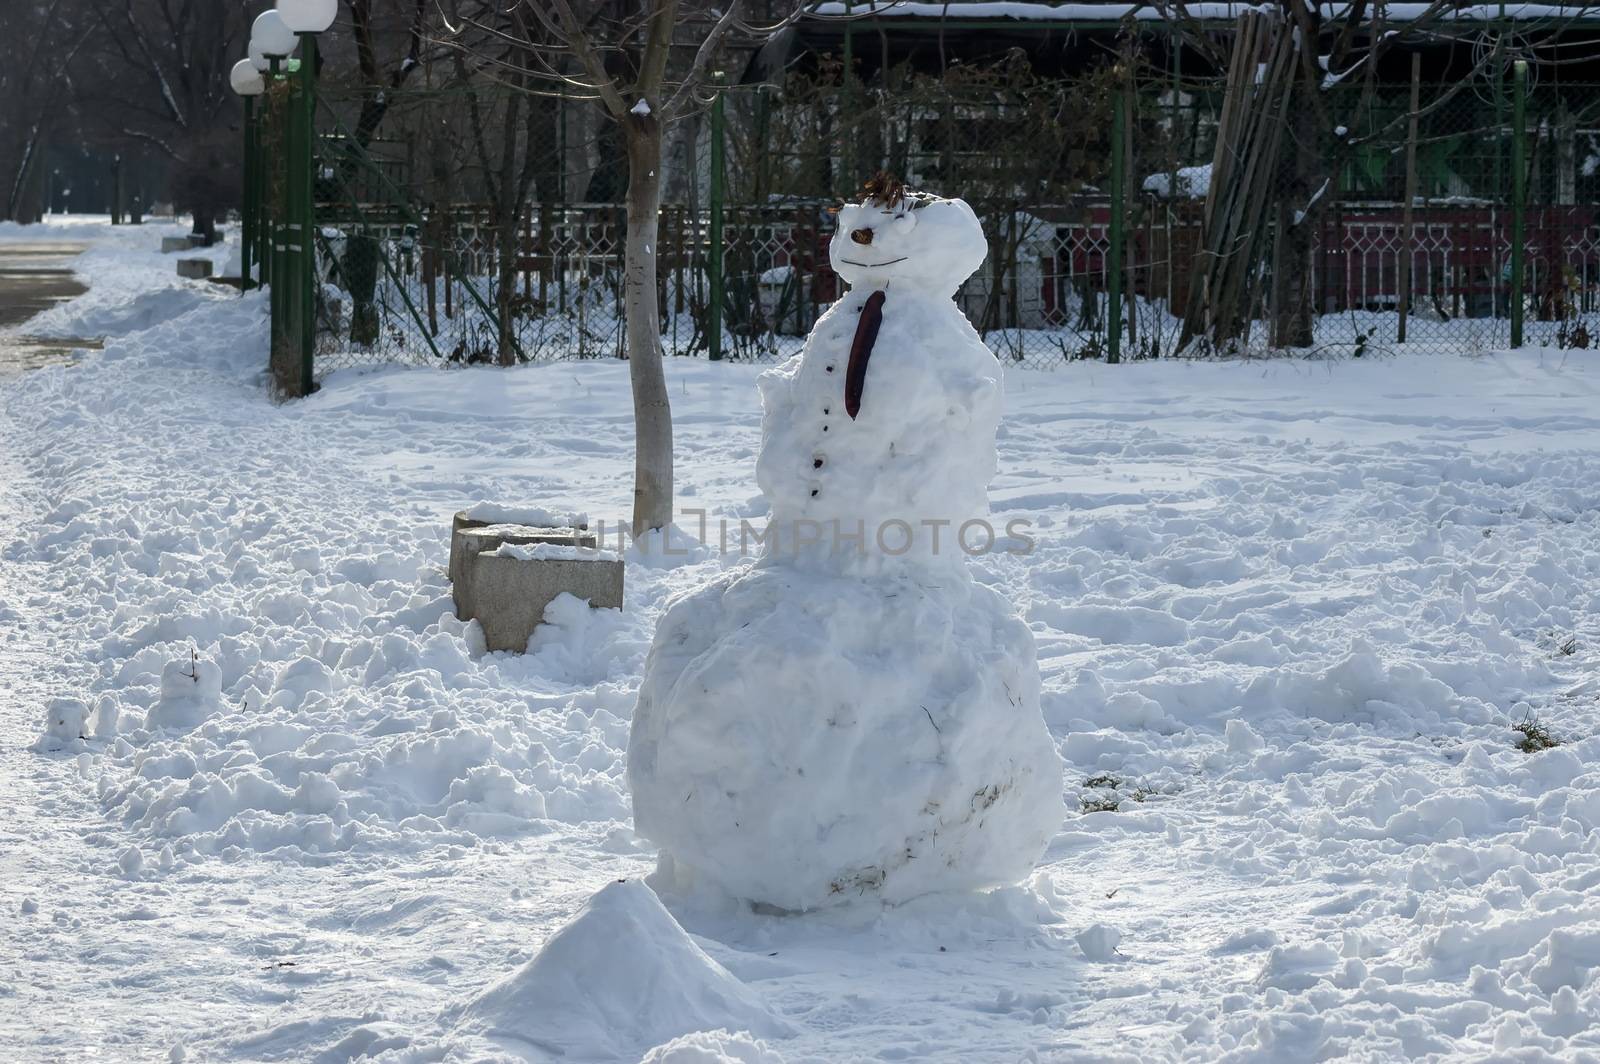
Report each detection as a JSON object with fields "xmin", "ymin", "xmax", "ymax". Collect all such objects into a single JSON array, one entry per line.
[{"xmin": 0, "ymin": 241, "xmax": 100, "ymax": 378}]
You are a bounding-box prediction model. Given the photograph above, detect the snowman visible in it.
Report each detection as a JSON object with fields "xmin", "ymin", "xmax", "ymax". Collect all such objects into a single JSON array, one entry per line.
[{"xmin": 629, "ymin": 177, "xmax": 1064, "ymax": 911}]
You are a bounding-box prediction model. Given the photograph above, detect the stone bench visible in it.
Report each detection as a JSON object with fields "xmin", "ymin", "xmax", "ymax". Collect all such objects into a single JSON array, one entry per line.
[
  {"xmin": 160, "ymin": 236, "xmax": 191, "ymax": 253},
  {"xmin": 449, "ymin": 511, "xmax": 623, "ymax": 653},
  {"xmin": 176, "ymin": 258, "xmax": 214, "ymax": 280}
]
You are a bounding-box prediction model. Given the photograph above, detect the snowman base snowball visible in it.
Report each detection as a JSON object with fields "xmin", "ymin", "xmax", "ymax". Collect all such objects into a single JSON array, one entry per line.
[{"xmin": 630, "ymin": 566, "xmax": 1061, "ymax": 911}]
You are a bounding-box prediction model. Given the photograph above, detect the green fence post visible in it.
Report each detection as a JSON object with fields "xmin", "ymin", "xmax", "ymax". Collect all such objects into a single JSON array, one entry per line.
[
  {"xmin": 241, "ymin": 97, "xmax": 256, "ymax": 291},
  {"xmin": 708, "ymin": 83, "xmax": 725, "ymax": 362},
  {"xmin": 1107, "ymin": 84, "xmax": 1125, "ymax": 365},
  {"xmin": 111, "ymin": 155, "xmax": 124, "ymax": 225},
  {"xmin": 1510, "ymin": 59, "xmax": 1527, "ymax": 349},
  {"xmin": 296, "ymin": 34, "xmax": 318, "ymax": 394}
]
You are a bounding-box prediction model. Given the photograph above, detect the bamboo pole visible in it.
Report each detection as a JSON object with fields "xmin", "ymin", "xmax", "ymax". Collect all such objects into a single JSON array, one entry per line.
[
  {"xmin": 1109, "ymin": 83, "xmax": 1126, "ymax": 364},
  {"xmin": 1397, "ymin": 53, "xmax": 1422, "ymax": 344},
  {"xmin": 1511, "ymin": 60, "xmax": 1527, "ymax": 348}
]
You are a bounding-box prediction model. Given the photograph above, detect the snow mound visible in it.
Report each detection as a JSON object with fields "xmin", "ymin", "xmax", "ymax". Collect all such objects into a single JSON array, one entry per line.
[
  {"xmin": 460, "ymin": 879, "xmax": 790, "ymax": 1060},
  {"xmin": 631, "ymin": 566, "xmax": 1063, "ymax": 911},
  {"xmin": 638, "ymin": 1029, "xmax": 787, "ymax": 1064},
  {"xmin": 1075, "ymin": 923, "xmax": 1124, "ymax": 962},
  {"xmin": 1142, "ymin": 163, "xmax": 1212, "ymax": 199},
  {"xmin": 460, "ymin": 500, "xmax": 588, "ymax": 529},
  {"xmin": 146, "ymin": 654, "xmax": 224, "ymax": 731},
  {"xmin": 36, "ymin": 697, "xmax": 91, "ymax": 749}
]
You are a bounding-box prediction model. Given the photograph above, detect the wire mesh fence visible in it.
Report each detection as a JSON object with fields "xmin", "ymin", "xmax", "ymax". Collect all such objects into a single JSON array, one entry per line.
[{"xmin": 296, "ymin": 49, "xmax": 1600, "ymax": 381}]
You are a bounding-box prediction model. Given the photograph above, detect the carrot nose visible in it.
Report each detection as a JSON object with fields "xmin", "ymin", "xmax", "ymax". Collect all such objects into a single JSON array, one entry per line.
[{"xmin": 850, "ymin": 228, "xmax": 873, "ymax": 245}]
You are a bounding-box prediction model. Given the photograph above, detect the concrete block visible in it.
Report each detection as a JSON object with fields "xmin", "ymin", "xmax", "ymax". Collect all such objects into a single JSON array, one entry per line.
[
  {"xmin": 448, "ymin": 511, "xmax": 594, "ymax": 586},
  {"xmin": 160, "ymin": 236, "xmax": 190, "ymax": 253},
  {"xmin": 450, "ymin": 520, "xmax": 619, "ymax": 653},
  {"xmin": 176, "ymin": 258, "xmax": 214, "ymax": 280}
]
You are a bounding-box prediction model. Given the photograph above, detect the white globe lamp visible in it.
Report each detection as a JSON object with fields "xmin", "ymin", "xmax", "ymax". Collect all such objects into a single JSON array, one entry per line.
[
  {"xmin": 248, "ymin": 41, "xmax": 271, "ymax": 72},
  {"xmin": 277, "ymin": 0, "xmax": 338, "ymax": 34},
  {"xmin": 251, "ymin": 10, "xmax": 298, "ymax": 58},
  {"xmin": 230, "ymin": 59, "xmax": 265, "ymax": 97}
]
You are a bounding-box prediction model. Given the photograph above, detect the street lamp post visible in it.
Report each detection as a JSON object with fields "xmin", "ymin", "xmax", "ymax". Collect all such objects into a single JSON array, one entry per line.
[
  {"xmin": 249, "ymin": 45, "xmax": 277, "ymax": 282},
  {"xmin": 272, "ymin": 0, "xmax": 335, "ymax": 397},
  {"xmin": 249, "ymin": 10, "xmax": 298, "ymax": 380},
  {"xmin": 230, "ymin": 59, "xmax": 265, "ymax": 290}
]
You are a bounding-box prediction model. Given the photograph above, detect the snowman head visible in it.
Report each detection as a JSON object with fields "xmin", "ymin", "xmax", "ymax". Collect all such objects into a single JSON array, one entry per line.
[{"xmin": 828, "ymin": 176, "xmax": 988, "ymax": 299}]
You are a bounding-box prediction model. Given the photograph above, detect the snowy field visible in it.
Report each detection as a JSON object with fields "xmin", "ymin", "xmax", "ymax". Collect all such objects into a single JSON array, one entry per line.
[{"xmin": 3, "ymin": 220, "xmax": 1600, "ymax": 1062}]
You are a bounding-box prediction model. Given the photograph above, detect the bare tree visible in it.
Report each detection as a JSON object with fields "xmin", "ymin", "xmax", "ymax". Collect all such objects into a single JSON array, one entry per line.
[
  {"xmin": 347, "ymin": 0, "xmax": 430, "ymax": 151},
  {"xmin": 79, "ymin": 0, "xmax": 254, "ymax": 242},
  {"xmin": 447, "ymin": 0, "xmax": 791, "ymax": 535},
  {"xmin": 0, "ymin": 0, "xmax": 96, "ymax": 223}
]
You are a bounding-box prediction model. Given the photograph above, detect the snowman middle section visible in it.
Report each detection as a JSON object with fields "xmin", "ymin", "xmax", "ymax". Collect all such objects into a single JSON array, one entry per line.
[{"xmin": 755, "ymin": 284, "xmax": 1003, "ymax": 575}]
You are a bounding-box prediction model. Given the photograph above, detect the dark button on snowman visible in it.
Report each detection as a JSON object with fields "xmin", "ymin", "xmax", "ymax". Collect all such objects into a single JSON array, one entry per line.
[{"xmin": 629, "ymin": 177, "xmax": 1064, "ymax": 911}]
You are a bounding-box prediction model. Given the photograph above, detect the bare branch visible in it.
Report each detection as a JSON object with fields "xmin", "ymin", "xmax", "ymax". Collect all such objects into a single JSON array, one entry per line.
[
  {"xmin": 540, "ymin": 0, "xmax": 630, "ymax": 117},
  {"xmin": 663, "ymin": 0, "xmax": 753, "ymax": 118}
]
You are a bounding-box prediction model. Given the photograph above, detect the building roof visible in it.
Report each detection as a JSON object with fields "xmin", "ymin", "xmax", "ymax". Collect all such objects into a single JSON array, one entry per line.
[{"xmin": 806, "ymin": 2, "xmax": 1600, "ymax": 23}]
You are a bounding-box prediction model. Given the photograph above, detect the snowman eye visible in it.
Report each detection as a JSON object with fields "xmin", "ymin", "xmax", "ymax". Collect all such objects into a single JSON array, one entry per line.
[{"xmin": 887, "ymin": 211, "xmax": 918, "ymax": 236}]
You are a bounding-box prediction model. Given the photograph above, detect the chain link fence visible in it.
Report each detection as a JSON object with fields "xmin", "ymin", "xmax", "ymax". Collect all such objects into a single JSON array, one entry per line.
[{"xmin": 299, "ymin": 48, "xmax": 1600, "ymax": 380}]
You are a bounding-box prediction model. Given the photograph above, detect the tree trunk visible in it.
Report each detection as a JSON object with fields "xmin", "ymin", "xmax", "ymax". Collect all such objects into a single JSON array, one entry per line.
[
  {"xmin": 5, "ymin": 124, "xmax": 46, "ymax": 223},
  {"xmin": 1271, "ymin": 96, "xmax": 1321, "ymax": 349},
  {"xmin": 624, "ymin": 114, "xmax": 673, "ymax": 536},
  {"xmin": 497, "ymin": 208, "xmax": 520, "ymax": 365},
  {"xmin": 190, "ymin": 206, "xmax": 219, "ymax": 246}
]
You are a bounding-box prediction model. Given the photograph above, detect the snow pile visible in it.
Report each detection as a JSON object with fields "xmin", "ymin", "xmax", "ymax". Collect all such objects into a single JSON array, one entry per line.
[
  {"xmin": 460, "ymin": 500, "xmax": 589, "ymax": 529},
  {"xmin": 631, "ymin": 190, "xmax": 1063, "ymax": 910},
  {"xmin": 1075, "ymin": 923, "xmax": 1124, "ymax": 962},
  {"xmin": 492, "ymin": 541, "xmax": 617, "ymax": 562},
  {"xmin": 89, "ymin": 604, "xmax": 638, "ymax": 854},
  {"xmin": 37, "ymin": 697, "xmax": 91, "ymax": 748},
  {"xmin": 1142, "ymin": 163, "xmax": 1213, "ymax": 199},
  {"xmin": 1, "ymin": 239, "xmax": 641, "ymax": 860},
  {"xmin": 459, "ymin": 879, "xmax": 789, "ymax": 1060},
  {"xmin": 13, "ymin": 220, "xmax": 231, "ymax": 342},
  {"xmin": 638, "ymin": 1030, "xmax": 788, "ymax": 1064},
  {"xmin": 146, "ymin": 653, "xmax": 223, "ymax": 731}
]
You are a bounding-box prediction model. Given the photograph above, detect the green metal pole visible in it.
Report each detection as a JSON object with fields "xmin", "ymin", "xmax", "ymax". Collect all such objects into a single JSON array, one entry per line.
[
  {"xmin": 241, "ymin": 96, "xmax": 256, "ymax": 291},
  {"xmin": 1511, "ymin": 59, "xmax": 1527, "ymax": 349},
  {"xmin": 257, "ymin": 98, "xmax": 270, "ymax": 292},
  {"xmin": 843, "ymin": 0, "xmax": 854, "ymax": 83},
  {"xmin": 268, "ymin": 57, "xmax": 284, "ymax": 369},
  {"xmin": 1108, "ymin": 85, "xmax": 1125, "ymax": 365},
  {"xmin": 708, "ymin": 85, "xmax": 725, "ymax": 362},
  {"xmin": 254, "ymin": 98, "xmax": 267, "ymax": 286},
  {"xmin": 297, "ymin": 34, "xmax": 318, "ymax": 394},
  {"xmin": 843, "ymin": 0, "xmax": 854, "ymax": 196}
]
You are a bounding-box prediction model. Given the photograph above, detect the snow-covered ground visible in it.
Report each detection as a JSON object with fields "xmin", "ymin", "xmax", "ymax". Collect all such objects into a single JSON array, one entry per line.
[{"xmin": 3, "ymin": 220, "xmax": 1599, "ymax": 1063}]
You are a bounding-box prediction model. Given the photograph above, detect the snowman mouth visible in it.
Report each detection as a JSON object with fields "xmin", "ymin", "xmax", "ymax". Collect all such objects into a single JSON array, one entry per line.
[{"xmin": 840, "ymin": 256, "xmax": 908, "ymax": 268}]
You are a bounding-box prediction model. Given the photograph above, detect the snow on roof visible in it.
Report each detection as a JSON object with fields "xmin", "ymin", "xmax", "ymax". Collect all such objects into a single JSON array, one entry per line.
[{"xmin": 808, "ymin": 2, "xmax": 1600, "ymax": 22}]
